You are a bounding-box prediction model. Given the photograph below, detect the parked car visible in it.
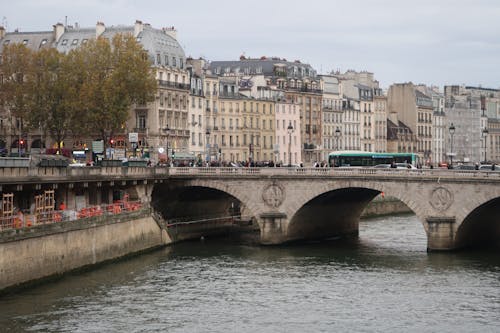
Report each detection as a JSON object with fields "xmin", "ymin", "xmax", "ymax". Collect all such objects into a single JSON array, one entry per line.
[
  {"xmin": 478, "ymin": 164, "xmax": 499, "ymax": 171},
  {"xmin": 395, "ymin": 163, "xmax": 417, "ymax": 169},
  {"xmin": 454, "ymin": 164, "xmax": 476, "ymax": 171},
  {"xmin": 373, "ymin": 164, "xmax": 391, "ymax": 168}
]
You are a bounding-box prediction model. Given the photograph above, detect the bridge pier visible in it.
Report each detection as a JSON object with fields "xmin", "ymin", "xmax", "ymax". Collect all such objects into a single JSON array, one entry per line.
[
  {"xmin": 426, "ymin": 217, "xmax": 457, "ymax": 251},
  {"xmin": 259, "ymin": 212, "xmax": 288, "ymax": 245}
]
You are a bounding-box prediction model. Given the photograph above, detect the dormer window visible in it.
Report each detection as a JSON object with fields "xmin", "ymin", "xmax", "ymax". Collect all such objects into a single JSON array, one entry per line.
[
  {"xmin": 82, "ymin": 39, "xmax": 88, "ymax": 44},
  {"xmin": 61, "ymin": 39, "xmax": 68, "ymax": 45},
  {"xmin": 40, "ymin": 39, "xmax": 48, "ymax": 47},
  {"xmin": 3, "ymin": 40, "xmax": 10, "ymax": 45},
  {"xmin": 72, "ymin": 39, "xmax": 78, "ymax": 45},
  {"xmin": 22, "ymin": 39, "xmax": 28, "ymax": 45}
]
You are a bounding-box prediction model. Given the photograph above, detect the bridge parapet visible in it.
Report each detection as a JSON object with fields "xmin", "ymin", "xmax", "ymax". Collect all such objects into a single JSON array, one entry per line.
[
  {"xmin": 168, "ymin": 167, "xmax": 500, "ymax": 181},
  {"xmin": 1, "ymin": 166, "xmax": 500, "ymax": 184},
  {"xmin": 0, "ymin": 166, "xmax": 169, "ymax": 184}
]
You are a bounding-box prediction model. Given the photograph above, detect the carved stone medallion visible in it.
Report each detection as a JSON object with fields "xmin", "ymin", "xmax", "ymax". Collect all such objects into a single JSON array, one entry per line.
[
  {"xmin": 262, "ymin": 182, "xmax": 285, "ymax": 208},
  {"xmin": 429, "ymin": 187, "xmax": 453, "ymax": 211}
]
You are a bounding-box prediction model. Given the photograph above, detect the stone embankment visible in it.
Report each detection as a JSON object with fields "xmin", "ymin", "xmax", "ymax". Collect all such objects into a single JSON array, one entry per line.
[
  {"xmin": 0, "ymin": 209, "xmax": 171, "ymax": 292},
  {"xmin": 361, "ymin": 195, "xmax": 411, "ymax": 217}
]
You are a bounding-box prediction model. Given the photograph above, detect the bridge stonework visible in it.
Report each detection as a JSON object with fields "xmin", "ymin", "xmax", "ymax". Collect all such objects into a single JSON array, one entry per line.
[
  {"xmin": 1, "ymin": 166, "xmax": 498, "ymax": 251},
  {"xmin": 173, "ymin": 172, "xmax": 500, "ymax": 251}
]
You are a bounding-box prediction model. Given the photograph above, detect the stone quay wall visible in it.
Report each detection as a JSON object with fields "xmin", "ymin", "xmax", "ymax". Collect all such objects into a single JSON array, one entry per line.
[
  {"xmin": 0, "ymin": 209, "xmax": 171, "ymax": 292},
  {"xmin": 361, "ymin": 196, "xmax": 412, "ymax": 218}
]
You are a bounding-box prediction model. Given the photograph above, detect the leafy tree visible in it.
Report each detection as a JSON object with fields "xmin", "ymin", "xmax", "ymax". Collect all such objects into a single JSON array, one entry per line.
[
  {"xmin": 25, "ymin": 48, "xmax": 82, "ymax": 154},
  {"xmin": 0, "ymin": 33, "xmax": 156, "ymax": 158},
  {"xmin": 0, "ymin": 44, "xmax": 34, "ymax": 145},
  {"xmin": 76, "ymin": 34, "xmax": 157, "ymax": 157}
]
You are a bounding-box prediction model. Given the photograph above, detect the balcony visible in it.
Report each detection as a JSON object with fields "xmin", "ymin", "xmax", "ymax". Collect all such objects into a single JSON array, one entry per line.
[
  {"xmin": 286, "ymin": 86, "xmax": 323, "ymax": 94},
  {"xmin": 158, "ymin": 80, "xmax": 190, "ymax": 90},
  {"xmin": 133, "ymin": 127, "xmax": 147, "ymax": 133}
]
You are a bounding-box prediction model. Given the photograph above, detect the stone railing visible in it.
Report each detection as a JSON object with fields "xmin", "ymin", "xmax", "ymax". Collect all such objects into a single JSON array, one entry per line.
[
  {"xmin": 168, "ymin": 167, "xmax": 500, "ymax": 180},
  {"xmin": 0, "ymin": 165, "xmax": 499, "ymax": 184}
]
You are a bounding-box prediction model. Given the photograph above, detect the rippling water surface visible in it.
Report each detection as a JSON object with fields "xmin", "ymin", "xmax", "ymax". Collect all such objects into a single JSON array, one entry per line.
[{"xmin": 1, "ymin": 215, "xmax": 499, "ymax": 332}]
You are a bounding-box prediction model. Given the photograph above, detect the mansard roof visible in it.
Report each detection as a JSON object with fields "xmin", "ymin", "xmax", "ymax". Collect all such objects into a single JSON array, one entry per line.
[
  {"xmin": 387, "ymin": 118, "xmax": 413, "ymax": 140},
  {"xmin": 209, "ymin": 58, "xmax": 317, "ymax": 79},
  {"xmin": 0, "ymin": 22, "xmax": 186, "ymax": 70},
  {"xmin": 0, "ymin": 31, "xmax": 54, "ymax": 53}
]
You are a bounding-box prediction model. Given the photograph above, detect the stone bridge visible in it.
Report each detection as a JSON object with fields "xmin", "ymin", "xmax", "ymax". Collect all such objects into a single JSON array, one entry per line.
[
  {"xmin": 1, "ymin": 166, "xmax": 499, "ymax": 251},
  {"xmin": 156, "ymin": 167, "xmax": 500, "ymax": 251}
]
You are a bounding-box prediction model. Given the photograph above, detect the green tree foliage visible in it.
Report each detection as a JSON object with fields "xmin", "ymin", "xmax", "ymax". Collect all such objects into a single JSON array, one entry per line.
[
  {"xmin": 0, "ymin": 43, "xmax": 34, "ymax": 133},
  {"xmin": 27, "ymin": 48, "xmax": 81, "ymax": 154},
  {"xmin": 75, "ymin": 34, "xmax": 157, "ymax": 152},
  {"xmin": 0, "ymin": 33, "xmax": 156, "ymax": 157}
]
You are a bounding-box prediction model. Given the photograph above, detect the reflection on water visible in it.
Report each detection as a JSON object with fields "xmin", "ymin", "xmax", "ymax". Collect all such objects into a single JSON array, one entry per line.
[{"xmin": 1, "ymin": 214, "xmax": 499, "ymax": 332}]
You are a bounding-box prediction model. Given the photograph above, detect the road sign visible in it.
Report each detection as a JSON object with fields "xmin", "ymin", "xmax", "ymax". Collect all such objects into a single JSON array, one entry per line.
[{"xmin": 129, "ymin": 132, "xmax": 139, "ymax": 143}]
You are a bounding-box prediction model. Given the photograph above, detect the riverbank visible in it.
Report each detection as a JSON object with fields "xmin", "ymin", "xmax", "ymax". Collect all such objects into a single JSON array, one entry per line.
[
  {"xmin": 361, "ymin": 195, "xmax": 411, "ymax": 218},
  {"xmin": 0, "ymin": 209, "xmax": 169, "ymax": 293},
  {"xmin": 0, "ymin": 197, "xmax": 411, "ymax": 293}
]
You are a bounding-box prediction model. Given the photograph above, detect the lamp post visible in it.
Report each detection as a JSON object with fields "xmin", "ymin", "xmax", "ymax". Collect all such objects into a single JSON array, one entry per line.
[
  {"xmin": 334, "ymin": 127, "xmax": 341, "ymax": 151},
  {"xmin": 205, "ymin": 129, "xmax": 210, "ymax": 164},
  {"xmin": 287, "ymin": 121, "xmax": 294, "ymax": 167},
  {"xmin": 482, "ymin": 128, "xmax": 489, "ymax": 163},
  {"xmin": 449, "ymin": 123, "xmax": 455, "ymax": 168},
  {"xmin": 163, "ymin": 125, "xmax": 170, "ymax": 165}
]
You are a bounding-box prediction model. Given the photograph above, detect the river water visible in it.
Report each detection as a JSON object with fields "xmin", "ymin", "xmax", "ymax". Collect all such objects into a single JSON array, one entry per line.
[{"xmin": 1, "ymin": 215, "xmax": 499, "ymax": 332}]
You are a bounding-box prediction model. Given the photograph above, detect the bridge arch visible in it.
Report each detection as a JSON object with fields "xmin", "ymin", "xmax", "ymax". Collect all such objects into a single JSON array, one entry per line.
[
  {"xmin": 283, "ymin": 180, "xmax": 425, "ymax": 243},
  {"xmin": 150, "ymin": 179, "xmax": 252, "ymax": 222},
  {"xmin": 454, "ymin": 194, "xmax": 500, "ymax": 249}
]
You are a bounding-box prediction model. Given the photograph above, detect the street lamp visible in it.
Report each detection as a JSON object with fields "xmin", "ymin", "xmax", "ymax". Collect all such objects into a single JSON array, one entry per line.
[
  {"xmin": 205, "ymin": 129, "xmax": 210, "ymax": 164},
  {"xmin": 449, "ymin": 123, "xmax": 455, "ymax": 168},
  {"xmin": 334, "ymin": 127, "xmax": 341, "ymax": 151},
  {"xmin": 287, "ymin": 121, "xmax": 294, "ymax": 167},
  {"xmin": 482, "ymin": 128, "xmax": 489, "ymax": 163},
  {"xmin": 163, "ymin": 125, "xmax": 170, "ymax": 164}
]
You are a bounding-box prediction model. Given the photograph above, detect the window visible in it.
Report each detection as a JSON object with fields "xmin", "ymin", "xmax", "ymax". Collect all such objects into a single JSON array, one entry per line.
[
  {"xmin": 22, "ymin": 39, "xmax": 28, "ymax": 45},
  {"xmin": 3, "ymin": 40, "xmax": 9, "ymax": 45},
  {"xmin": 82, "ymin": 39, "xmax": 88, "ymax": 44},
  {"xmin": 165, "ymin": 55, "xmax": 169, "ymax": 66},
  {"xmin": 172, "ymin": 57, "xmax": 177, "ymax": 67},
  {"xmin": 157, "ymin": 54, "xmax": 161, "ymax": 65},
  {"xmin": 137, "ymin": 114, "xmax": 146, "ymax": 129},
  {"xmin": 61, "ymin": 39, "xmax": 68, "ymax": 45},
  {"xmin": 40, "ymin": 39, "xmax": 48, "ymax": 47},
  {"xmin": 72, "ymin": 39, "xmax": 78, "ymax": 45}
]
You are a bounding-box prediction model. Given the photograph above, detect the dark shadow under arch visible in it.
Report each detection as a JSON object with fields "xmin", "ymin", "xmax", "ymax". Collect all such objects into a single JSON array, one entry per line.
[
  {"xmin": 455, "ymin": 197, "xmax": 500, "ymax": 249},
  {"xmin": 287, "ymin": 187, "xmax": 381, "ymax": 242},
  {"xmin": 151, "ymin": 183, "xmax": 243, "ymax": 221}
]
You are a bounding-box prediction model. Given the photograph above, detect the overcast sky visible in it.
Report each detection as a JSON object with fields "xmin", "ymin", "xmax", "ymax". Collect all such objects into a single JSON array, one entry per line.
[{"xmin": 2, "ymin": 0, "xmax": 500, "ymax": 89}]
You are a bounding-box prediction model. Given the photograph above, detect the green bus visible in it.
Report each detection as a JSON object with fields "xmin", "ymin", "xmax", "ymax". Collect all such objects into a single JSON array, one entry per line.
[{"xmin": 328, "ymin": 151, "xmax": 419, "ymax": 167}]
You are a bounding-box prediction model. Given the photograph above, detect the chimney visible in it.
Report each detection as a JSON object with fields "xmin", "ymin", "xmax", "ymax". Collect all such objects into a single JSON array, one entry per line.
[
  {"xmin": 0, "ymin": 26, "xmax": 5, "ymax": 40},
  {"xmin": 53, "ymin": 22, "xmax": 65, "ymax": 42},
  {"xmin": 134, "ymin": 20, "xmax": 143, "ymax": 37},
  {"xmin": 96, "ymin": 21, "xmax": 105, "ymax": 38},
  {"xmin": 163, "ymin": 26, "xmax": 177, "ymax": 40}
]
